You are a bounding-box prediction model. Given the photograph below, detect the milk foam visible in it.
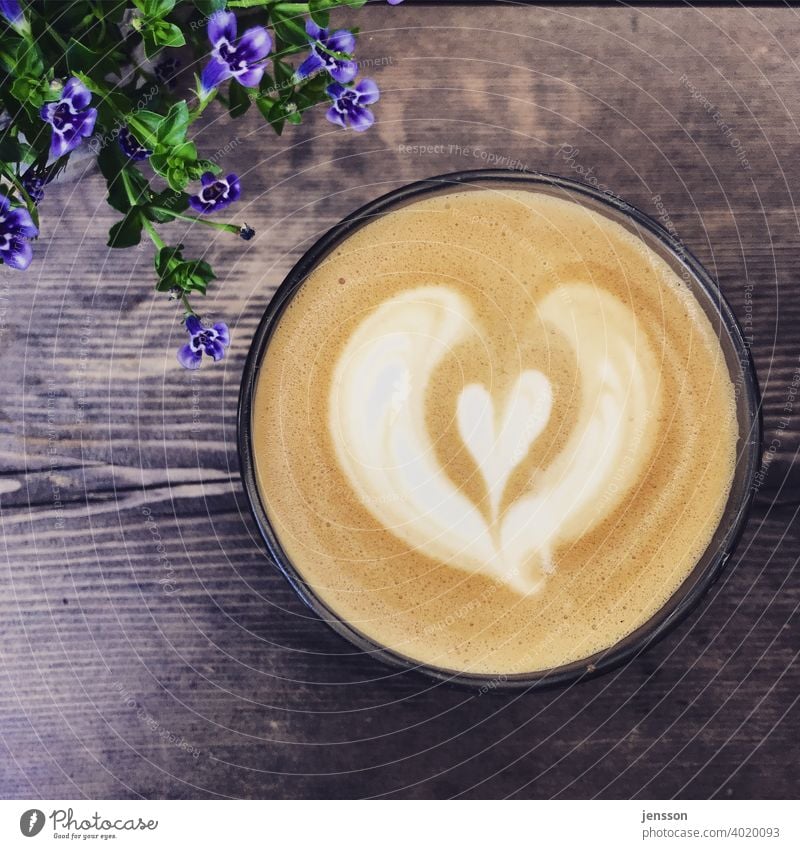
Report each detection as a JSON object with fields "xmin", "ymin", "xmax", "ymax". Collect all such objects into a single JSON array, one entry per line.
[
  {"xmin": 329, "ymin": 282, "xmax": 661, "ymax": 594},
  {"xmin": 254, "ymin": 187, "xmax": 738, "ymax": 675}
]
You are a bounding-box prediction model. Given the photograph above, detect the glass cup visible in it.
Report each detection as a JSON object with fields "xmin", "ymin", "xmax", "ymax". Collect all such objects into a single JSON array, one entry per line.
[{"xmin": 238, "ymin": 170, "xmax": 762, "ymax": 690}]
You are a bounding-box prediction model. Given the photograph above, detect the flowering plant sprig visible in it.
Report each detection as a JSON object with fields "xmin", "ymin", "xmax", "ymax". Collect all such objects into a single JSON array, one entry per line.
[{"xmin": 0, "ymin": 0, "xmax": 402, "ymax": 367}]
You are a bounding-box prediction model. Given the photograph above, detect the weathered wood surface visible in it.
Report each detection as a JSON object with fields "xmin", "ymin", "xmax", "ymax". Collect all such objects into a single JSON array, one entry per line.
[{"xmin": 1, "ymin": 4, "xmax": 798, "ymax": 800}]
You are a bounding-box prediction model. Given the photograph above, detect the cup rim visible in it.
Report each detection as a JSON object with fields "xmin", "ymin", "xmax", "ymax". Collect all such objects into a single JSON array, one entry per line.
[{"xmin": 237, "ymin": 168, "xmax": 762, "ymax": 692}]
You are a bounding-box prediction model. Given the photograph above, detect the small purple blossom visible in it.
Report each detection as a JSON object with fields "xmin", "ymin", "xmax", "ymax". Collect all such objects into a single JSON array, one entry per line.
[
  {"xmin": 177, "ymin": 315, "xmax": 230, "ymax": 369},
  {"xmin": 325, "ymin": 79, "xmax": 380, "ymax": 132},
  {"xmin": 189, "ymin": 172, "xmax": 241, "ymax": 214},
  {"xmin": 40, "ymin": 77, "xmax": 97, "ymax": 159},
  {"xmin": 200, "ymin": 11, "xmax": 271, "ymax": 95},
  {"xmin": 0, "ymin": 193, "xmax": 38, "ymax": 271},
  {"xmin": 21, "ymin": 170, "xmax": 45, "ymax": 205},
  {"xmin": 387, "ymin": 0, "xmax": 404, "ymax": 4},
  {"xmin": 0, "ymin": 0, "xmax": 23, "ymax": 25},
  {"xmin": 297, "ymin": 19, "xmax": 357, "ymax": 85},
  {"xmin": 117, "ymin": 127, "xmax": 151, "ymax": 161}
]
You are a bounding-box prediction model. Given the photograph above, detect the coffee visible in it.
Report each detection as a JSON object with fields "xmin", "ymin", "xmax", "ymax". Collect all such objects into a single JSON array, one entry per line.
[{"xmin": 252, "ymin": 187, "xmax": 738, "ymax": 675}]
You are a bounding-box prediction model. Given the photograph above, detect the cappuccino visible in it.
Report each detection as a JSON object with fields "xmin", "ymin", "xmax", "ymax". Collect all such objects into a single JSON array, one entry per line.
[{"xmin": 253, "ymin": 187, "xmax": 738, "ymax": 675}]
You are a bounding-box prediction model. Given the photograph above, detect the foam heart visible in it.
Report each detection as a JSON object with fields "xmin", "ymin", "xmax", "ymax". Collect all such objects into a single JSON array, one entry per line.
[
  {"xmin": 456, "ymin": 372, "xmax": 552, "ymax": 520},
  {"xmin": 328, "ymin": 284, "xmax": 658, "ymax": 595}
]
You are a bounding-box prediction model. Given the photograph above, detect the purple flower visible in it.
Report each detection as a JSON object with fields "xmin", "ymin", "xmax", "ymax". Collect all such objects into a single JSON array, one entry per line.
[
  {"xmin": 21, "ymin": 170, "xmax": 45, "ymax": 205},
  {"xmin": 0, "ymin": 193, "xmax": 38, "ymax": 271},
  {"xmin": 200, "ymin": 11, "xmax": 271, "ymax": 95},
  {"xmin": 188, "ymin": 172, "xmax": 241, "ymax": 214},
  {"xmin": 40, "ymin": 77, "xmax": 97, "ymax": 159},
  {"xmin": 325, "ymin": 79, "xmax": 380, "ymax": 132},
  {"xmin": 118, "ymin": 127, "xmax": 151, "ymax": 161},
  {"xmin": 0, "ymin": 0, "xmax": 23, "ymax": 25},
  {"xmin": 297, "ymin": 19, "xmax": 357, "ymax": 85},
  {"xmin": 177, "ymin": 315, "xmax": 230, "ymax": 369},
  {"xmin": 387, "ymin": 0, "xmax": 404, "ymax": 4}
]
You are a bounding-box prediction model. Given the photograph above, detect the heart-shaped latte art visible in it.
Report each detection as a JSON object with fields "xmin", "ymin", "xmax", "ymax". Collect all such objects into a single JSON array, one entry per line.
[
  {"xmin": 329, "ymin": 284, "xmax": 660, "ymax": 595},
  {"xmin": 456, "ymin": 371, "xmax": 552, "ymax": 521}
]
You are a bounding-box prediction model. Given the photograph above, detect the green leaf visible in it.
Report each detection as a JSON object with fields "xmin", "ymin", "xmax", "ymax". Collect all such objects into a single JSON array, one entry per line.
[
  {"xmin": 156, "ymin": 100, "xmax": 190, "ymax": 146},
  {"xmin": 155, "ymin": 244, "xmax": 183, "ymax": 275},
  {"xmin": 128, "ymin": 110, "xmax": 162, "ymax": 148},
  {"xmin": 108, "ymin": 209, "xmax": 143, "ymax": 248},
  {"xmin": 65, "ymin": 38, "xmax": 99, "ymax": 73},
  {"xmin": 154, "ymin": 21, "xmax": 185, "ymax": 48},
  {"xmin": 256, "ymin": 96, "xmax": 283, "ymax": 135},
  {"xmin": 258, "ymin": 72, "xmax": 275, "ymax": 94},
  {"xmin": 166, "ymin": 165, "xmax": 188, "ymax": 191},
  {"xmin": 270, "ymin": 11, "xmax": 308, "ymax": 47},
  {"xmin": 193, "ymin": 0, "xmax": 226, "ymax": 13},
  {"xmin": 10, "ymin": 76, "xmax": 49, "ymax": 109},
  {"xmin": 195, "ymin": 159, "xmax": 222, "ymax": 176},
  {"xmin": 145, "ymin": 0, "xmax": 176, "ymax": 17},
  {"xmin": 182, "ymin": 259, "xmax": 215, "ymax": 295},
  {"xmin": 271, "ymin": 59, "xmax": 295, "ymax": 98},
  {"xmin": 97, "ymin": 144, "xmax": 151, "ymax": 214},
  {"xmin": 154, "ymin": 245, "xmax": 215, "ymax": 295},
  {"xmin": 149, "ymin": 152, "xmax": 168, "ymax": 174},
  {"xmin": 228, "ymin": 79, "xmax": 252, "ymax": 119},
  {"xmin": 14, "ymin": 40, "xmax": 44, "ymax": 77},
  {"xmin": 308, "ymin": 0, "xmax": 330, "ymax": 28},
  {"xmin": 341, "ymin": 0, "xmax": 369, "ymax": 7},
  {"xmin": 172, "ymin": 140, "xmax": 197, "ymax": 162}
]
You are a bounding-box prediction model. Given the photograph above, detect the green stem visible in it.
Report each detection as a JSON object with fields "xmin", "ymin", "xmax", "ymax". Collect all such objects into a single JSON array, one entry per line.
[
  {"xmin": 141, "ymin": 216, "xmax": 165, "ymax": 250},
  {"xmin": 149, "ymin": 206, "xmax": 241, "ymax": 235},
  {"xmin": 119, "ymin": 167, "xmax": 142, "ymax": 204},
  {"xmin": 180, "ymin": 294, "xmax": 195, "ymax": 316},
  {"xmin": 190, "ymin": 88, "xmax": 216, "ymax": 121}
]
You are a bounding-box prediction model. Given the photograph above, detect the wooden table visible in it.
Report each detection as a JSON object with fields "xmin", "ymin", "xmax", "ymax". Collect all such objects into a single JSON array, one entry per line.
[{"xmin": 1, "ymin": 3, "xmax": 798, "ymax": 800}]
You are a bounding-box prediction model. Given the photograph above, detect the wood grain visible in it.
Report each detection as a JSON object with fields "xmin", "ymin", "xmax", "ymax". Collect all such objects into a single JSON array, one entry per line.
[{"xmin": 1, "ymin": 4, "xmax": 798, "ymax": 799}]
